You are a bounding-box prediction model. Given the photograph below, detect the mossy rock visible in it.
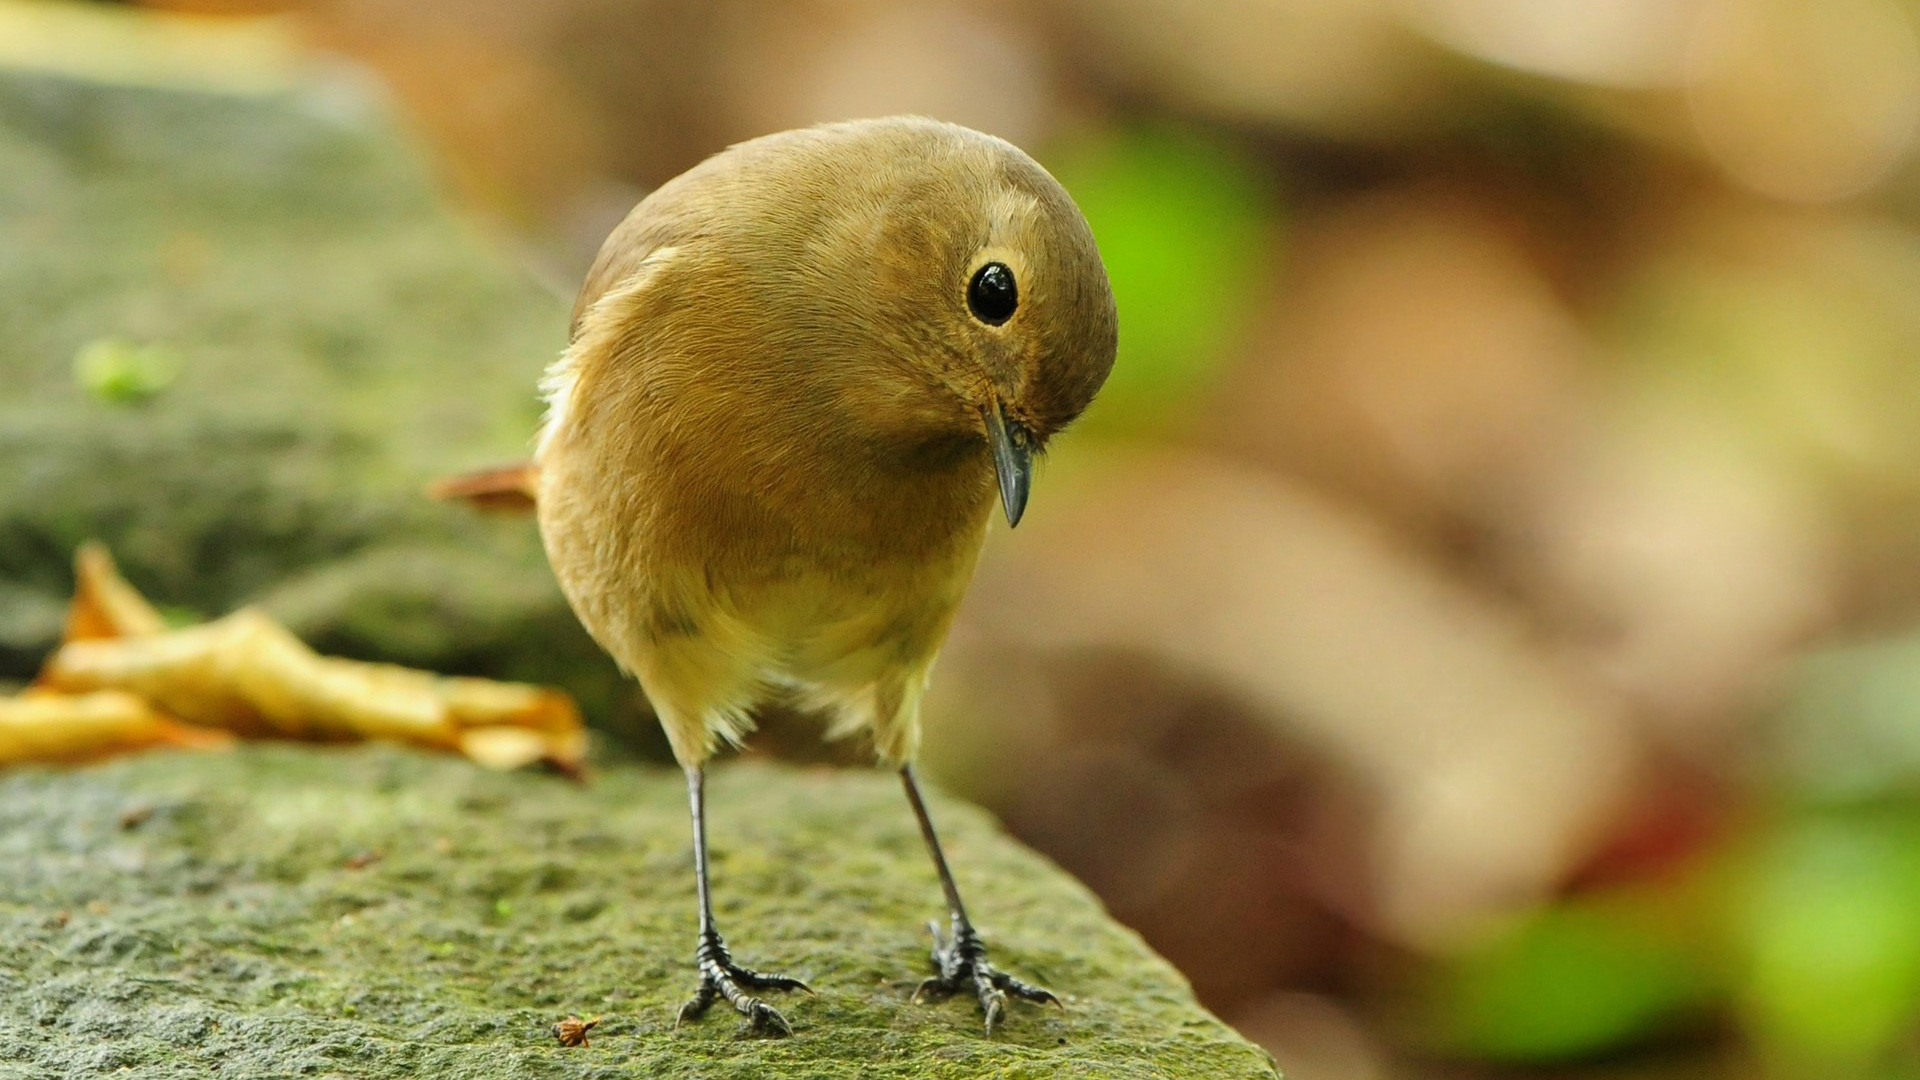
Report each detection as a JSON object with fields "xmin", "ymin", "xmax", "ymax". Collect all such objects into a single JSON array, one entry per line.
[
  {"xmin": 0, "ymin": 745, "xmax": 1278, "ymax": 1078},
  {"xmin": 0, "ymin": 60, "xmax": 653, "ymax": 741}
]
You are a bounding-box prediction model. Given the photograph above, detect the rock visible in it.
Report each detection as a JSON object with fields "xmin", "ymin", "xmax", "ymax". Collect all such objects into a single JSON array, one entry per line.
[
  {"xmin": 0, "ymin": 744, "xmax": 1278, "ymax": 1078},
  {"xmin": 0, "ymin": 61, "xmax": 646, "ymax": 740}
]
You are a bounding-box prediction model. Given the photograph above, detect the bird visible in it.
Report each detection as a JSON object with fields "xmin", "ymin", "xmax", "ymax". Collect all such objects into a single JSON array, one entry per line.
[{"xmin": 529, "ymin": 116, "xmax": 1116, "ymax": 1035}]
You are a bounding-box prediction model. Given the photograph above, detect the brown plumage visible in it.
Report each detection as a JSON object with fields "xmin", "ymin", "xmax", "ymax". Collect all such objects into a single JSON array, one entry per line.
[{"xmin": 532, "ymin": 117, "xmax": 1116, "ymax": 1035}]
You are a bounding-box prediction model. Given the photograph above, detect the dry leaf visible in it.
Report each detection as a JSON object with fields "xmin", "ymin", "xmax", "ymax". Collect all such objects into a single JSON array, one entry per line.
[
  {"xmin": 551, "ymin": 1014, "xmax": 601, "ymax": 1047},
  {"xmin": 0, "ymin": 689, "xmax": 232, "ymax": 766},
  {"xmin": 42, "ymin": 610, "xmax": 586, "ymax": 769},
  {"xmin": 460, "ymin": 725, "xmax": 575, "ymax": 772},
  {"xmin": 62, "ymin": 541, "xmax": 168, "ymax": 642},
  {"xmin": 12, "ymin": 544, "xmax": 588, "ymax": 773}
]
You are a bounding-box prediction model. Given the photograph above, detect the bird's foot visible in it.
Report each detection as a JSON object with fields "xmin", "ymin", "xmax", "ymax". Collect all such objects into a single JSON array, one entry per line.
[
  {"xmin": 912, "ymin": 916, "xmax": 1059, "ymax": 1033},
  {"xmin": 675, "ymin": 929, "xmax": 810, "ymax": 1036}
]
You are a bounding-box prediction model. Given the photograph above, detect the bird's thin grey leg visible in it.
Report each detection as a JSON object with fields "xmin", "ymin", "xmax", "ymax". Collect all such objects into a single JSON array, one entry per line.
[
  {"xmin": 901, "ymin": 764, "xmax": 1059, "ymax": 1032},
  {"xmin": 675, "ymin": 766, "xmax": 809, "ymax": 1035}
]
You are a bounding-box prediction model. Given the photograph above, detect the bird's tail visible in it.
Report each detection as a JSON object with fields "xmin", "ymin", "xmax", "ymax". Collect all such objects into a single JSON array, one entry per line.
[{"xmin": 426, "ymin": 461, "xmax": 539, "ymax": 512}]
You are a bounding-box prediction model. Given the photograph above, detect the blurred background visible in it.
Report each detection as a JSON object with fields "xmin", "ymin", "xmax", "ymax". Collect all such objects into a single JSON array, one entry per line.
[{"xmin": 8, "ymin": 0, "xmax": 1920, "ymax": 1075}]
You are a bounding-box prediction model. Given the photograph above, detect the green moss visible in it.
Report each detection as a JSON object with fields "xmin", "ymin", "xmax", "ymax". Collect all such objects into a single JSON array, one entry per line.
[{"xmin": 0, "ymin": 746, "xmax": 1277, "ymax": 1078}]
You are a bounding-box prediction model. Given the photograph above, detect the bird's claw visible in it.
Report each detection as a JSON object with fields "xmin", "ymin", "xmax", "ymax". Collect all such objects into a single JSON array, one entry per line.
[
  {"xmin": 676, "ymin": 929, "xmax": 808, "ymax": 1036},
  {"xmin": 915, "ymin": 916, "xmax": 1059, "ymax": 1033}
]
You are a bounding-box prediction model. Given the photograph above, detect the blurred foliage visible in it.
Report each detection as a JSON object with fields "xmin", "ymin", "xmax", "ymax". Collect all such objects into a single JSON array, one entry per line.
[
  {"xmin": 1426, "ymin": 805, "xmax": 1920, "ymax": 1075},
  {"xmin": 1606, "ymin": 222, "xmax": 1920, "ymax": 491},
  {"xmin": 1431, "ymin": 894, "xmax": 1715, "ymax": 1063},
  {"xmin": 1774, "ymin": 635, "xmax": 1920, "ymax": 797},
  {"xmin": 1735, "ymin": 815, "xmax": 1920, "ymax": 1068},
  {"xmin": 1043, "ymin": 125, "xmax": 1279, "ymax": 435}
]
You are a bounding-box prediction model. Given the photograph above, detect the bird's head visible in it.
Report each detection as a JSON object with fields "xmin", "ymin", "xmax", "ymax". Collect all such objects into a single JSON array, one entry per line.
[{"xmin": 841, "ymin": 120, "xmax": 1118, "ymax": 528}]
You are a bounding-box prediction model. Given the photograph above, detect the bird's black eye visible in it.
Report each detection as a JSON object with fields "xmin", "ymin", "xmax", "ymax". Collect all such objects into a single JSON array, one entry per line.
[{"xmin": 967, "ymin": 262, "xmax": 1018, "ymax": 325}]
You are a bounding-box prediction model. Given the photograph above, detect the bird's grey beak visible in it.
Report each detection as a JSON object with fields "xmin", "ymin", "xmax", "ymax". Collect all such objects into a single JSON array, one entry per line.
[{"xmin": 984, "ymin": 406, "xmax": 1032, "ymax": 528}]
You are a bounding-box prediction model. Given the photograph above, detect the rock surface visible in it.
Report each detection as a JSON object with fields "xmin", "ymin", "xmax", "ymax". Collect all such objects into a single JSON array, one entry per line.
[
  {"xmin": 0, "ymin": 61, "xmax": 647, "ymax": 739},
  {"xmin": 0, "ymin": 745, "xmax": 1277, "ymax": 1078}
]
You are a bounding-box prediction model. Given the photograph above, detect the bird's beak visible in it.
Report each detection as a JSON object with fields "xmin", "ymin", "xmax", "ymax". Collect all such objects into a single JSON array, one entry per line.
[{"xmin": 983, "ymin": 405, "xmax": 1032, "ymax": 528}]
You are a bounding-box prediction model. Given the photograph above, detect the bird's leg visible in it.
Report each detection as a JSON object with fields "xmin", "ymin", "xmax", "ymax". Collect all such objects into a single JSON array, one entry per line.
[
  {"xmin": 900, "ymin": 764, "xmax": 1060, "ymax": 1032},
  {"xmin": 675, "ymin": 766, "xmax": 810, "ymax": 1035}
]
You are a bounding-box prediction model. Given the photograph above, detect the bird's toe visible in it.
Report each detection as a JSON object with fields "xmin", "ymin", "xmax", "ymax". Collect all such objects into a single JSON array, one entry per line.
[
  {"xmin": 911, "ymin": 917, "xmax": 1057, "ymax": 1031},
  {"xmin": 745, "ymin": 999, "xmax": 793, "ymax": 1037}
]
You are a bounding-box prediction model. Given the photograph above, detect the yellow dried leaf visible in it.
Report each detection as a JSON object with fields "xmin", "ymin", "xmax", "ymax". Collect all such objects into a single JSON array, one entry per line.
[
  {"xmin": 43, "ymin": 617, "xmax": 260, "ymax": 731},
  {"xmin": 458, "ymin": 726, "xmax": 553, "ymax": 771},
  {"xmin": 61, "ymin": 541, "xmax": 168, "ymax": 643},
  {"xmin": 44, "ymin": 610, "xmax": 459, "ymax": 746},
  {"xmin": 441, "ymin": 677, "xmax": 582, "ymax": 735},
  {"xmin": 0, "ymin": 689, "xmax": 231, "ymax": 765},
  {"xmin": 222, "ymin": 613, "xmax": 459, "ymax": 746},
  {"xmin": 26, "ymin": 545, "xmax": 588, "ymax": 772},
  {"xmin": 40, "ymin": 608, "xmax": 585, "ymax": 767}
]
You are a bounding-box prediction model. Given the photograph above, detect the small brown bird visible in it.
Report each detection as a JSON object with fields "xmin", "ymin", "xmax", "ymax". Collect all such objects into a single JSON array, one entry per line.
[{"xmin": 534, "ymin": 116, "xmax": 1116, "ymax": 1035}]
